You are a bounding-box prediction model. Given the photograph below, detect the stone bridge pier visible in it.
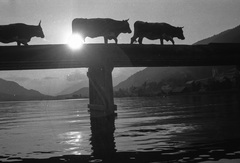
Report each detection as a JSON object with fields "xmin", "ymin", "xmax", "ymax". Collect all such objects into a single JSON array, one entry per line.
[{"xmin": 87, "ymin": 59, "xmax": 117, "ymax": 117}]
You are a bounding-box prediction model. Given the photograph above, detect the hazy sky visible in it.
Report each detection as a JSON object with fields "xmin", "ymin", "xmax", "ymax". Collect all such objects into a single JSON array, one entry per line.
[{"xmin": 1, "ymin": 0, "xmax": 240, "ymax": 95}]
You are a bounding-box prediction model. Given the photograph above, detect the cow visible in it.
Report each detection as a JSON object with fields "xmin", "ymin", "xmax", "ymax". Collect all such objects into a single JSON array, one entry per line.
[
  {"xmin": 72, "ymin": 18, "xmax": 132, "ymax": 44},
  {"xmin": 0, "ymin": 21, "xmax": 44, "ymax": 46},
  {"xmin": 130, "ymin": 21, "xmax": 185, "ymax": 45}
]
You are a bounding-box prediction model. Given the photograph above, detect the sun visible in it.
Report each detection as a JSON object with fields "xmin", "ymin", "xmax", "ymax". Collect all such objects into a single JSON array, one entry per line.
[{"xmin": 67, "ymin": 34, "xmax": 84, "ymax": 50}]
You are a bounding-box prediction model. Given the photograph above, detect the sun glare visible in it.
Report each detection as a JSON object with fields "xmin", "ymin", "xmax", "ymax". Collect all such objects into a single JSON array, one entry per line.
[{"xmin": 67, "ymin": 34, "xmax": 84, "ymax": 50}]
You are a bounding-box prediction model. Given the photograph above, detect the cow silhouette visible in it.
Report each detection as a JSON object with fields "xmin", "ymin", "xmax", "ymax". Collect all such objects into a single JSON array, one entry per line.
[
  {"xmin": 131, "ymin": 21, "xmax": 185, "ymax": 45},
  {"xmin": 0, "ymin": 21, "xmax": 44, "ymax": 46},
  {"xmin": 72, "ymin": 18, "xmax": 132, "ymax": 44}
]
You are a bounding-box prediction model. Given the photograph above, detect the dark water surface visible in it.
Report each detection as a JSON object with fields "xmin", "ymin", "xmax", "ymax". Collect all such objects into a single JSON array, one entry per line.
[{"xmin": 1, "ymin": 94, "xmax": 240, "ymax": 162}]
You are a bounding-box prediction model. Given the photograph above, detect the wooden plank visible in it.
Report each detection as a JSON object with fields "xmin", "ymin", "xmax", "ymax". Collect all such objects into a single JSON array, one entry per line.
[{"xmin": 0, "ymin": 43, "xmax": 240, "ymax": 70}]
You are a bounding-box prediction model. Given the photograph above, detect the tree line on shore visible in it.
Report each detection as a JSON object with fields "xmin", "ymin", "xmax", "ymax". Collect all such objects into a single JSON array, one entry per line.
[{"xmin": 114, "ymin": 75, "xmax": 240, "ymax": 97}]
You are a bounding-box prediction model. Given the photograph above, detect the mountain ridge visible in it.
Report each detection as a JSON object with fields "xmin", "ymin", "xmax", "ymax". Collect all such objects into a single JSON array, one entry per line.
[
  {"xmin": 194, "ymin": 24, "xmax": 240, "ymax": 44},
  {"xmin": 114, "ymin": 67, "xmax": 213, "ymax": 91},
  {"xmin": 0, "ymin": 78, "xmax": 53, "ymax": 101},
  {"xmin": 56, "ymin": 87, "xmax": 89, "ymax": 99}
]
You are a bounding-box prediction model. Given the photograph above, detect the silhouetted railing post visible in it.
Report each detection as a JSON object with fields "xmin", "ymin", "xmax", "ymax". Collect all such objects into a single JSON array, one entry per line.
[{"xmin": 87, "ymin": 58, "xmax": 117, "ymax": 117}]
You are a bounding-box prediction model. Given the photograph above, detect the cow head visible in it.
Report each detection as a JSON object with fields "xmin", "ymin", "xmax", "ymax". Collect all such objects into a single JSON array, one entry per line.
[
  {"xmin": 121, "ymin": 19, "xmax": 132, "ymax": 34},
  {"xmin": 176, "ymin": 27, "xmax": 185, "ymax": 40},
  {"xmin": 36, "ymin": 20, "xmax": 45, "ymax": 38}
]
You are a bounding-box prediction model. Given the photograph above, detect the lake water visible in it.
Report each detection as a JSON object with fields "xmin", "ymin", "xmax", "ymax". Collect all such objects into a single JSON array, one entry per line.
[{"xmin": 1, "ymin": 94, "xmax": 240, "ymax": 162}]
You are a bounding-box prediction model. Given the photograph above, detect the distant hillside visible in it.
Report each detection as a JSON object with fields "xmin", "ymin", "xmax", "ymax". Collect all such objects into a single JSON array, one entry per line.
[
  {"xmin": 194, "ymin": 24, "xmax": 240, "ymax": 44},
  {"xmin": 56, "ymin": 87, "xmax": 89, "ymax": 99},
  {"xmin": 0, "ymin": 78, "xmax": 52, "ymax": 101},
  {"xmin": 72, "ymin": 87, "xmax": 89, "ymax": 97},
  {"xmin": 56, "ymin": 69, "xmax": 141, "ymax": 96},
  {"xmin": 114, "ymin": 67, "xmax": 213, "ymax": 91},
  {"xmin": 56, "ymin": 81, "xmax": 88, "ymax": 96}
]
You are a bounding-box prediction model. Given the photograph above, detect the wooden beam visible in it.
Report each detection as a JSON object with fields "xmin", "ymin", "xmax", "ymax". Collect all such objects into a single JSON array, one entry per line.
[{"xmin": 0, "ymin": 43, "xmax": 240, "ymax": 70}]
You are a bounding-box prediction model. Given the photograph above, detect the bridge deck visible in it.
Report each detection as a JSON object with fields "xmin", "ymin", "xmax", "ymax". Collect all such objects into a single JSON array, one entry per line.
[{"xmin": 0, "ymin": 43, "xmax": 240, "ymax": 70}]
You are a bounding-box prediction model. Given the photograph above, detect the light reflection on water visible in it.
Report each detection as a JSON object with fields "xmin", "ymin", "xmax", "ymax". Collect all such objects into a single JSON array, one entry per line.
[
  {"xmin": 59, "ymin": 131, "xmax": 83, "ymax": 155},
  {"xmin": 0, "ymin": 95, "xmax": 240, "ymax": 162}
]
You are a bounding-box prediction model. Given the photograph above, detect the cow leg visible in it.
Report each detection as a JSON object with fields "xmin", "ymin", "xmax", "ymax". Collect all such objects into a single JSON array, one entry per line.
[
  {"xmin": 138, "ymin": 37, "xmax": 143, "ymax": 44},
  {"xmin": 130, "ymin": 36, "xmax": 137, "ymax": 44},
  {"xmin": 17, "ymin": 38, "xmax": 28, "ymax": 46},
  {"xmin": 17, "ymin": 41, "xmax": 21, "ymax": 46},
  {"xmin": 19, "ymin": 41, "xmax": 28, "ymax": 46},
  {"xmin": 104, "ymin": 37, "xmax": 108, "ymax": 44},
  {"xmin": 113, "ymin": 38, "xmax": 118, "ymax": 44},
  {"xmin": 160, "ymin": 38, "xmax": 164, "ymax": 45},
  {"xmin": 21, "ymin": 40, "xmax": 29, "ymax": 46},
  {"xmin": 170, "ymin": 38, "xmax": 175, "ymax": 45}
]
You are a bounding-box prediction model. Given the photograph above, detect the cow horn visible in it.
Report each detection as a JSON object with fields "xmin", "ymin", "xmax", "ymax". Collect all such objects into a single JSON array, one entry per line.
[{"xmin": 38, "ymin": 20, "xmax": 41, "ymax": 26}]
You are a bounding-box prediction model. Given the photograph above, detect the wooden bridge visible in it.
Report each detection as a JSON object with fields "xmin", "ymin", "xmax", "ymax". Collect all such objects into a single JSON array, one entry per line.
[{"xmin": 1, "ymin": 43, "xmax": 240, "ymax": 116}]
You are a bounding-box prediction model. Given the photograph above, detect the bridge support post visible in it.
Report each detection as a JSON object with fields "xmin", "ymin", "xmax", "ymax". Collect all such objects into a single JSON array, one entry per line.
[{"xmin": 87, "ymin": 62, "xmax": 117, "ymax": 117}]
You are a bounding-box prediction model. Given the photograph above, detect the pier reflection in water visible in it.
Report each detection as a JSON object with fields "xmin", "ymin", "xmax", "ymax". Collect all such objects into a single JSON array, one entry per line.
[{"xmin": 90, "ymin": 113, "xmax": 116, "ymax": 160}]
